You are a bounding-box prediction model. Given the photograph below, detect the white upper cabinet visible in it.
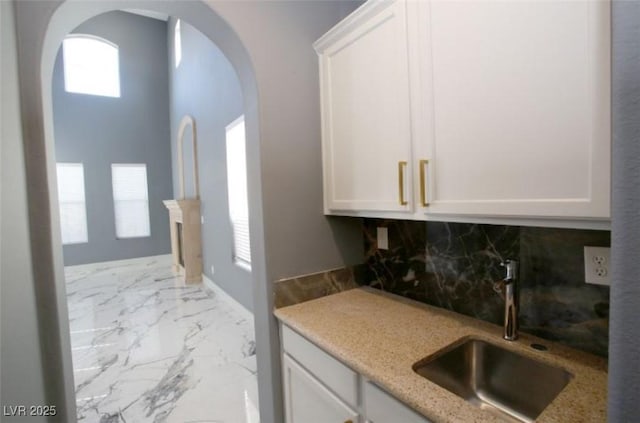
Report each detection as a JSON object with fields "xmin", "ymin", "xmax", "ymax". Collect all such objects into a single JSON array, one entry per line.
[
  {"xmin": 412, "ymin": 0, "xmax": 611, "ymax": 220},
  {"xmin": 316, "ymin": 0, "xmax": 611, "ymax": 226},
  {"xmin": 315, "ymin": 0, "xmax": 414, "ymax": 214}
]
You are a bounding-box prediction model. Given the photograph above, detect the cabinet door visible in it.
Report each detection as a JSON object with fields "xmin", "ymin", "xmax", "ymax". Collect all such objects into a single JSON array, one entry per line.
[
  {"xmin": 283, "ymin": 354, "xmax": 359, "ymax": 423},
  {"xmin": 412, "ymin": 0, "xmax": 610, "ymax": 219},
  {"xmin": 363, "ymin": 381, "xmax": 431, "ymax": 423},
  {"xmin": 317, "ymin": 0, "xmax": 413, "ymax": 214}
]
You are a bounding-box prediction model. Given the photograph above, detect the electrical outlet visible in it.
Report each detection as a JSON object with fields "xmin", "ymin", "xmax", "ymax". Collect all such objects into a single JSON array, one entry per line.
[
  {"xmin": 595, "ymin": 267, "xmax": 607, "ymax": 277},
  {"xmin": 201, "ymin": 216, "xmax": 204, "ymax": 224},
  {"xmin": 377, "ymin": 227, "xmax": 389, "ymax": 250},
  {"xmin": 210, "ymin": 265, "xmax": 215, "ymax": 275},
  {"xmin": 584, "ymin": 246, "xmax": 611, "ymax": 286}
]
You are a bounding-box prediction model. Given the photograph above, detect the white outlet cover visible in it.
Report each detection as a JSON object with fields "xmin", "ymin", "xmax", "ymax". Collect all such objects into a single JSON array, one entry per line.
[
  {"xmin": 377, "ymin": 227, "xmax": 389, "ymax": 250},
  {"xmin": 584, "ymin": 246, "xmax": 611, "ymax": 286}
]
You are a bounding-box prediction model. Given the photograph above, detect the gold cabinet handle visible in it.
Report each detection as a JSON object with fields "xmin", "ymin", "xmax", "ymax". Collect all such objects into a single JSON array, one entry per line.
[
  {"xmin": 344, "ymin": 420, "xmax": 353, "ymax": 423},
  {"xmin": 398, "ymin": 161, "xmax": 408, "ymax": 206},
  {"xmin": 419, "ymin": 159, "xmax": 429, "ymax": 207}
]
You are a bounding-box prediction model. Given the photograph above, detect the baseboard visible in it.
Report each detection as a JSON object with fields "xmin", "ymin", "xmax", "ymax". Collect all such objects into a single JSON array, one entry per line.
[
  {"xmin": 202, "ymin": 274, "xmax": 253, "ymax": 321},
  {"xmin": 64, "ymin": 254, "xmax": 172, "ymax": 271}
]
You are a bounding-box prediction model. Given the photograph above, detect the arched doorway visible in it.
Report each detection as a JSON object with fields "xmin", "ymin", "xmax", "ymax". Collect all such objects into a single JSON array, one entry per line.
[{"xmin": 16, "ymin": 1, "xmax": 268, "ymax": 421}]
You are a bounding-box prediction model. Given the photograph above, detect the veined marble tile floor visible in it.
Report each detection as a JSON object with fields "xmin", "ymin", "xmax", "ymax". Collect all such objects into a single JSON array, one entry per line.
[{"xmin": 64, "ymin": 255, "xmax": 259, "ymax": 423}]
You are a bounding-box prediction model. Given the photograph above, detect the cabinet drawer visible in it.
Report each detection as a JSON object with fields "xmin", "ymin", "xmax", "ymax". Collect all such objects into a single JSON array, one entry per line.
[
  {"xmin": 363, "ymin": 381, "xmax": 431, "ymax": 423},
  {"xmin": 281, "ymin": 325, "xmax": 358, "ymax": 408}
]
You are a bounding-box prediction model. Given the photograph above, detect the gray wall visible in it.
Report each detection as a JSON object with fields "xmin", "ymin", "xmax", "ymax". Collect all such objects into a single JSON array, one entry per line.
[
  {"xmin": 212, "ymin": 1, "xmax": 365, "ymax": 282},
  {"xmin": 167, "ymin": 19, "xmax": 252, "ymax": 311},
  {"xmin": 1, "ymin": 1, "xmax": 49, "ymax": 419},
  {"xmin": 182, "ymin": 5, "xmax": 364, "ymax": 420},
  {"xmin": 609, "ymin": 2, "xmax": 640, "ymax": 421},
  {"xmin": 52, "ymin": 11, "xmax": 173, "ymax": 266}
]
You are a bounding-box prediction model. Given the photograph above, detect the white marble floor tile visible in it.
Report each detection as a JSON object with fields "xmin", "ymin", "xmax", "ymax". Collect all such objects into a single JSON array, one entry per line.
[{"xmin": 65, "ymin": 255, "xmax": 258, "ymax": 423}]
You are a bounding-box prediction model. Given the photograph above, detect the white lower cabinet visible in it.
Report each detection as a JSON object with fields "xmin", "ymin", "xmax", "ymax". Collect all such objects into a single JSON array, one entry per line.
[
  {"xmin": 283, "ymin": 354, "xmax": 359, "ymax": 423},
  {"xmin": 363, "ymin": 380, "xmax": 430, "ymax": 423},
  {"xmin": 281, "ymin": 324, "xmax": 431, "ymax": 423}
]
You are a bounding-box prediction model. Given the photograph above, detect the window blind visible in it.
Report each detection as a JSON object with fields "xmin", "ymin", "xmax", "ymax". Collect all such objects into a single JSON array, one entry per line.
[
  {"xmin": 174, "ymin": 20, "xmax": 182, "ymax": 68},
  {"xmin": 226, "ymin": 116, "xmax": 251, "ymax": 267},
  {"xmin": 111, "ymin": 164, "xmax": 150, "ymax": 239},
  {"xmin": 56, "ymin": 163, "xmax": 88, "ymax": 245}
]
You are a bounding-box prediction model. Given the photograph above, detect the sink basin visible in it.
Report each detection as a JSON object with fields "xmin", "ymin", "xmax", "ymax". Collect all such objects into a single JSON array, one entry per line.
[{"xmin": 413, "ymin": 338, "xmax": 573, "ymax": 422}]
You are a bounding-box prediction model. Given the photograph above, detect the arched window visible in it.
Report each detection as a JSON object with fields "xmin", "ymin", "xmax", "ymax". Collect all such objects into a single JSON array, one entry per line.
[{"xmin": 62, "ymin": 35, "xmax": 120, "ymax": 98}]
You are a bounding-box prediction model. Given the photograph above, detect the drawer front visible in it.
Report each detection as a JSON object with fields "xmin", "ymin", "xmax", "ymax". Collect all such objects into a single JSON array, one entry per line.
[
  {"xmin": 281, "ymin": 324, "xmax": 358, "ymax": 408},
  {"xmin": 364, "ymin": 381, "xmax": 431, "ymax": 423}
]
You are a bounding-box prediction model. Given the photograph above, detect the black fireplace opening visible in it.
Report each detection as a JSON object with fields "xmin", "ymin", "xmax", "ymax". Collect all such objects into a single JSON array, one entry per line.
[{"xmin": 176, "ymin": 222, "xmax": 184, "ymax": 267}]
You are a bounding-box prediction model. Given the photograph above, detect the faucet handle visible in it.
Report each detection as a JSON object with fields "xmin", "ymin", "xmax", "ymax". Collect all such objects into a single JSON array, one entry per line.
[{"xmin": 501, "ymin": 259, "xmax": 518, "ymax": 281}]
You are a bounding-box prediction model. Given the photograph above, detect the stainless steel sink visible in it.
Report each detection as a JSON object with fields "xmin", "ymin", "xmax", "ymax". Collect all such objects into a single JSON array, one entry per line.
[{"xmin": 413, "ymin": 338, "xmax": 573, "ymax": 422}]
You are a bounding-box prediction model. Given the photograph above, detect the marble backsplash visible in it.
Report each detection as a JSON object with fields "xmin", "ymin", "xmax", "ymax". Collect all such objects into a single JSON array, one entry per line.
[
  {"xmin": 274, "ymin": 267, "xmax": 359, "ymax": 309},
  {"xmin": 356, "ymin": 219, "xmax": 610, "ymax": 357}
]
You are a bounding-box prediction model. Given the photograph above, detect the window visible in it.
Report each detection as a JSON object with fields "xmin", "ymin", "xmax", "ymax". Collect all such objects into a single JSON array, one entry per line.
[
  {"xmin": 226, "ymin": 116, "xmax": 251, "ymax": 268},
  {"xmin": 174, "ymin": 19, "xmax": 182, "ymax": 68},
  {"xmin": 111, "ymin": 164, "xmax": 150, "ymax": 239},
  {"xmin": 56, "ymin": 163, "xmax": 88, "ymax": 245},
  {"xmin": 63, "ymin": 35, "xmax": 120, "ymax": 97}
]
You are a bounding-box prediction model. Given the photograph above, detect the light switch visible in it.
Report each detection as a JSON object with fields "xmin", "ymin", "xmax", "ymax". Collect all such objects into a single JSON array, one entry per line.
[{"xmin": 377, "ymin": 227, "xmax": 389, "ymax": 250}]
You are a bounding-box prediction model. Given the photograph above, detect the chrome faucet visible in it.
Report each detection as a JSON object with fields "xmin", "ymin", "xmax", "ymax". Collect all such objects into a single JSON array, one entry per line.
[{"xmin": 495, "ymin": 260, "xmax": 518, "ymax": 341}]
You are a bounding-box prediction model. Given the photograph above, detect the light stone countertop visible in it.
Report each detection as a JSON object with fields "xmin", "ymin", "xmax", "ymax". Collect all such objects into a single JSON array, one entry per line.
[{"xmin": 274, "ymin": 287, "xmax": 607, "ymax": 423}]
